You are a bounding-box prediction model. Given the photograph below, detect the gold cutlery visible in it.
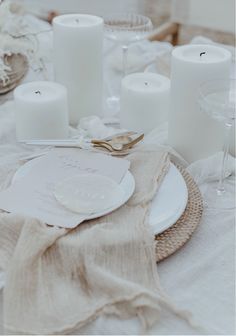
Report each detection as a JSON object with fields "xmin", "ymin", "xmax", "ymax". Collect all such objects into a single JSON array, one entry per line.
[
  {"xmin": 25, "ymin": 131, "xmax": 137, "ymax": 147},
  {"xmin": 93, "ymin": 144, "xmax": 130, "ymax": 156},
  {"xmin": 25, "ymin": 132, "xmax": 143, "ymax": 150},
  {"xmin": 92, "ymin": 133, "xmax": 144, "ymax": 152}
]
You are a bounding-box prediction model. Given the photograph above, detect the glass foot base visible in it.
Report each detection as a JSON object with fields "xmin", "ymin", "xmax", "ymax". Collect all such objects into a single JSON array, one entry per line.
[
  {"xmin": 201, "ymin": 180, "xmax": 235, "ymax": 210},
  {"xmin": 106, "ymin": 96, "xmax": 120, "ymax": 115}
]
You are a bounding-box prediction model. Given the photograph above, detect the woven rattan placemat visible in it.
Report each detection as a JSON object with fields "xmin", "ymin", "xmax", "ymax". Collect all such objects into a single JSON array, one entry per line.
[{"xmin": 155, "ymin": 165, "xmax": 203, "ymax": 263}]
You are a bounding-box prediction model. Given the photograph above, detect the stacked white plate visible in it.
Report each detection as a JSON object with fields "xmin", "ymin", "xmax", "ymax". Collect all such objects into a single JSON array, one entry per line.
[{"xmin": 13, "ymin": 158, "xmax": 188, "ymax": 234}]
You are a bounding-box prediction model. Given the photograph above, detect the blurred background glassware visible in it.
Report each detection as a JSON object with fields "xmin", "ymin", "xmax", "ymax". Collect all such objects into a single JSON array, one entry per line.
[
  {"xmin": 104, "ymin": 13, "xmax": 153, "ymax": 115},
  {"xmin": 198, "ymin": 78, "xmax": 235, "ymax": 210},
  {"xmin": 8, "ymin": 30, "xmax": 46, "ymax": 76},
  {"xmin": 0, "ymin": 53, "xmax": 28, "ymax": 95},
  {"xmin": 0, "ymin": 27, "xmax": 51, "ymax": 97}
]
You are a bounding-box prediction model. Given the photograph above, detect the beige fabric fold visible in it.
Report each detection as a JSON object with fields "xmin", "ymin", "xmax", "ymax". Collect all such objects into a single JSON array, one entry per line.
[{"xmin": 0, "ymin": 149, "xmax": 174, "ymax": 334}]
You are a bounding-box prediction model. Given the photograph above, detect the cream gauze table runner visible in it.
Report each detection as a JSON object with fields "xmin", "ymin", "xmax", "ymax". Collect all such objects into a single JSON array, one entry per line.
[{"xmin": 0, "ymin": 148, "xmax": 190, "ymax": 334}]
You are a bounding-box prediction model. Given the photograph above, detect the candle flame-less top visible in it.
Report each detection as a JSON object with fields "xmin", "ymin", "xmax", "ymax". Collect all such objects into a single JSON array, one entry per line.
[
  {"xmin": 172, "ymin": 44, "xmax": 231, "ymax": 64},
  {"xmin": 14, "ymin": 81, "xmax": 67, "ymax": 103},
  {"xmin": 53, "ymin": 14, "xmax": 103, "ymax": 28},
  {"xmin": 122, "ymin": 73, "xmax": 170, "ymax": 93}
]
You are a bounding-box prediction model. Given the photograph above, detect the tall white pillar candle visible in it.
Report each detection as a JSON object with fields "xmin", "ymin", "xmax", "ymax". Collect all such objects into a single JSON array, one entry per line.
[
  {"xmin": 14, "ymin": 81, "xmax": 69, "ymax": 141},
  {"xmin": 120, "ymin": 73, "xmax": 170, "ymax": 134},
  {"xmin": 169, "ymin": 44, "xmax": 231, "ymax": 163},
  {"xmin": 53, "ymin": 14, "xmax": 103, "ymax": 126}
]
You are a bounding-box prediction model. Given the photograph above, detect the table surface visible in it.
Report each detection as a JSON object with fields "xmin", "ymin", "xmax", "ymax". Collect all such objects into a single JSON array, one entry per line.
[{"xmin": 0, "ymin": 15, "xmax": 235, "ymax": 335}]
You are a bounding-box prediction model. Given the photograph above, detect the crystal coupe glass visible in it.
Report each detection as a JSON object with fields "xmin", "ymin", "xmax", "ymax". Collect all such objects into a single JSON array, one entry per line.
[
  {"xmin": 104, "ymin": 13, "xmax": 153, "ymax": 114},
  {"xmin": 198, "ymin": 79, "xmax": 235, "ymax": 210}
]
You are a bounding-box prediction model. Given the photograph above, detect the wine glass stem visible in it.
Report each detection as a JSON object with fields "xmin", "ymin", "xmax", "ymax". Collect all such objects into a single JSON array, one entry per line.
[
  {"xmin": 122, "ymin": 45, "xmax": 129, "ymax": 77},
  {"xmin": 217, "ymin": 120, "xmax": 232, "ymax": 195}
]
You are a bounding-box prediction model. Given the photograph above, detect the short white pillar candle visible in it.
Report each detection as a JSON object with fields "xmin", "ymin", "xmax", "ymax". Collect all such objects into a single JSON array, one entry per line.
[
  {"xmin": 53, "ymin": 14, "xmax": 103, "ymax": 126},
  {"xmin": 14, "ymin": 81, "xmax": 69, "ymax": 141},
  {"xmin": 169, "ymin": 44, "xmax": 231, "ymax": 163},
  {"xmin": 120, "ymin": 73, "xmax": 170, "ymax": 134}
]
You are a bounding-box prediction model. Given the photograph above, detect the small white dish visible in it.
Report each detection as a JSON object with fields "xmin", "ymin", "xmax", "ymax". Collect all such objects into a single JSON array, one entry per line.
[{"xmin": 12, "ymin": 157, "xmax": 135, "ymax": 223}]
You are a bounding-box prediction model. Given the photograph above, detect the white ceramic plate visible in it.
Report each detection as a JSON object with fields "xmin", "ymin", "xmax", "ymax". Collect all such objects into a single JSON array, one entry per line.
[
  {"xmin": 149, "ymin": 164, "xmax": 188, "ymax": 234},
  {"xmin": 12, "ymin": 157, "xmax": 135, "ymax": 224},
  {"xmin": 12, "ymin": 159, "xmax": 188, "ymax": 233}
]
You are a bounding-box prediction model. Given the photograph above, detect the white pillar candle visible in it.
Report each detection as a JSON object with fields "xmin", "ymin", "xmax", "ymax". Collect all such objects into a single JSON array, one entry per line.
[
  {"xmin": 14, "ymin": 81, "xmax": 69, "ymax": 141},
  {"xmin": 120, "ymin": 73, "xmax": 170, "ymax": 134},
  {"xmin": 169, "ymin": 44, "xmax": 231, "ymax": 163},
  {"xmin": 53, "ymin": 14, "xmax": 103, "ymax": 126}
]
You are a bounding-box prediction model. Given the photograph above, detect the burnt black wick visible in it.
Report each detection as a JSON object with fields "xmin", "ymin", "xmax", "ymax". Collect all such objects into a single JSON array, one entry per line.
[
  {"xmin": 35, "ymin": 90, "xmax": 41, "ymax": 95},
  {"xmin": 200, "ymin": 52, "xmax": 206, "ymax": 57},
  {"xmin": 144, "ymin": 82, "xmax": 148, "ymax": 86}
]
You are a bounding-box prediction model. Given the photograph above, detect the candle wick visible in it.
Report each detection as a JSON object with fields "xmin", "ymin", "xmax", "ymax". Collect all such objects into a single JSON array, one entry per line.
[
  {"xmin": 75, "ymin": 18, "xmax": 79, "ymax": 24},
  {"xmin": 35, "ymin": 90, "xmax": 41, "ymax": 95},
  {"xmin": 200, "ymin": 52, "xmax": 206, "ymax": 57},
  {"xmin": 144, "ymin": 82, "xmax": 148, "ymax": 86}
]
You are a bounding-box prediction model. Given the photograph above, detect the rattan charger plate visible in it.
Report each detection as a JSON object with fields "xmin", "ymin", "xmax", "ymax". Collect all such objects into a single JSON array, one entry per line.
[{"xmin": 155, "ymin": 164, "xmax": 203, "ymax": 263}]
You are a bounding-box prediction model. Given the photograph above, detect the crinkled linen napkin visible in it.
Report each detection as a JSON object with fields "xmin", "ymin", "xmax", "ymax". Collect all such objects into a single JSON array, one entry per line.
[{"xmin": 0, "ymin": 148, "xmax": 189, "ymax": 335}]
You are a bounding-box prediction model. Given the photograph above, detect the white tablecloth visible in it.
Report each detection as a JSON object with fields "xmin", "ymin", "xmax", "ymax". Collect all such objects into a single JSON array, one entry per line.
[{"xmin": 0, "ymin": 15, "xmax": 235, "ymax": 335}]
